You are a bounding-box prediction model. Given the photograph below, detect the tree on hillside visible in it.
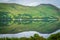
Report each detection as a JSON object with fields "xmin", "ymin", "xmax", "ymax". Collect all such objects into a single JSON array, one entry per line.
[
  {"xmin": 47, "ymin": 32, "xmax": 60, "ymax": 40},
  {"xmin": 28, "ymin": 34, "xmax": 46, "ymax": 40}
]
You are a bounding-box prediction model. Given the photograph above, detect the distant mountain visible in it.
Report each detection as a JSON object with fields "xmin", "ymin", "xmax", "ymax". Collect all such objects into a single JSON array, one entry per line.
[{"xmin": 0, "ymin": 3, "xmax": 60, "ymax": 34}]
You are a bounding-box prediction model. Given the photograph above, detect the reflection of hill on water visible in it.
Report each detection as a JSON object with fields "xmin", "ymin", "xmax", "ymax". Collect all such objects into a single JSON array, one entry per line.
[{"xmin": 0, "ymin": 3, "xmax": 60, "ymax": 34}]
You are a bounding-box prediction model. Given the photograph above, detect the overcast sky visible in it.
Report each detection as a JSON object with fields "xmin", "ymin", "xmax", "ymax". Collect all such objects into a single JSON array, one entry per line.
[{"xmin": 0, "ymin": 0, "xmax": 60, "ymax": 8}]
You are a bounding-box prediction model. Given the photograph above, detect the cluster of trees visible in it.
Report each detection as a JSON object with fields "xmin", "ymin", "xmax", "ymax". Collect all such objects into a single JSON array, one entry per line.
[
  {"xmin": 0, "ymin": 11, "xmax": 58, "ymax": 25},
  {"xmin": 47, "ymin": 32, "xmax": 60, "ymax": 40},
  {"xmin": 0, "ymin": 32, "xmax": 60, "ymax": 40},
  {"xmin": 0, "ymin": 12, "xmax": 13, "ymax": 26}
]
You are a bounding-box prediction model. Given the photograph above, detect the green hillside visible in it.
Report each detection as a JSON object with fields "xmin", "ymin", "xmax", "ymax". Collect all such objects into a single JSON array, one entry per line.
[{"xmin": 0, "ymin": 3, "xmax": 60, "ymax": 34}]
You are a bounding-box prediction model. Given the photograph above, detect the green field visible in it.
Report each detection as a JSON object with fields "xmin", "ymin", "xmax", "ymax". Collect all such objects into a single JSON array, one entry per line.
[{"xmin": 0, "ymin": 3, "xmax": 60, "ymax": 34}]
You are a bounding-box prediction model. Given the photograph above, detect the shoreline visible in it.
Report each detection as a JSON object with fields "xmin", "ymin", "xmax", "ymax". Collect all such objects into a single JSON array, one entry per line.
[{"xmin": 0, "ymin": 29, "xmax": 60, "ymax": 38}]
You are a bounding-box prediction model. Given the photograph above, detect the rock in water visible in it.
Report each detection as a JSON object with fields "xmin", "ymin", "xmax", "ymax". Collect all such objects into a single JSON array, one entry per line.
[{"xmin": 0, "ymin": 3, "xmax": 60, "ymax": 34}]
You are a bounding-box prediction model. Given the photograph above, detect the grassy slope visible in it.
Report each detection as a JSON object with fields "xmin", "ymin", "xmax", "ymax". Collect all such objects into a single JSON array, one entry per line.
[{"xmin": 0, "ymin": 3, "xmax": 60, "ymax": 34}]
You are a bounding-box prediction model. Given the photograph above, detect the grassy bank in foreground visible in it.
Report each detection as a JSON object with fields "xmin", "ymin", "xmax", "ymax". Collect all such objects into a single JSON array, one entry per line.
[{"xmin": 0, "ymin": 32, "xmax": 60, "ymax": 40}]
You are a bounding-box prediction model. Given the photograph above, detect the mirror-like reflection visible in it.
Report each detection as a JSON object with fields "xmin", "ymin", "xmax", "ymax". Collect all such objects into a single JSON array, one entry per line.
[{"xmin": 0, "ymin": 12, "xmax": 59, "ymax": 26}]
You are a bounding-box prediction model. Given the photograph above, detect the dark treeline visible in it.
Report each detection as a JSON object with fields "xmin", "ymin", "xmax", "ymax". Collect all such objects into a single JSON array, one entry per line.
[
  {"xmin": 0, "ymin": 12, "xmax": 58, "ymax": 26},
  {"xmin": 0, "ymin": 32, "xmax": 60, "ymax": 40}
]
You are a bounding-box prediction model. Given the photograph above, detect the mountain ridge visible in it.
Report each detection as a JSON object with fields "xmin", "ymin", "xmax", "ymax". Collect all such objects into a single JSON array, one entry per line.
[{"xmin": 0, "ymin": 3, "xmax": 60, "ymax": 34}]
